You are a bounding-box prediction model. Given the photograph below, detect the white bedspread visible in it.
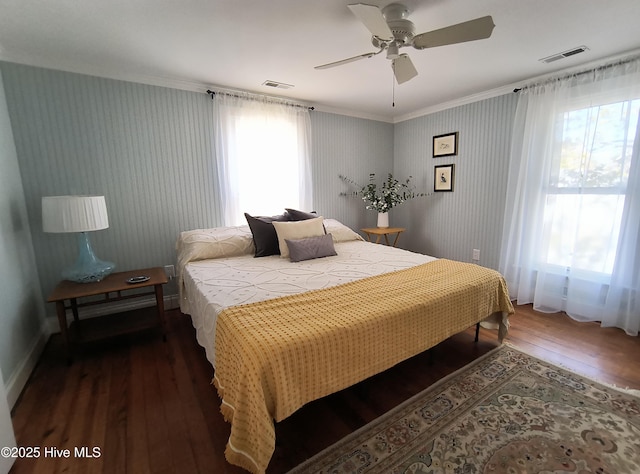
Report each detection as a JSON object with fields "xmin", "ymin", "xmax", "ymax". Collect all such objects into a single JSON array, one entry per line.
[{"xmin": 182, "ymin": 240, "xmax": 436, "ymax": 367}]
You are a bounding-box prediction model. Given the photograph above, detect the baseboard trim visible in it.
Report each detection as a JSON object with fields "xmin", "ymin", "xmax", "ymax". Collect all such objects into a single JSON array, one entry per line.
[
  {"xmin": 5, "ymin": 318, "xmax": 50, "ymax": 409},
  {"xmin": 8, "ymin": 294, "xmax": 180, "ymax": 410}
]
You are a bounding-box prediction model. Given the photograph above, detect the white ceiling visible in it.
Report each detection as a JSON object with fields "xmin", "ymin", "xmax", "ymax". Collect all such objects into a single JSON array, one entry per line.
[{"xmin": 1, "ymin": 0, "xmax": 639, "ymax": 122}]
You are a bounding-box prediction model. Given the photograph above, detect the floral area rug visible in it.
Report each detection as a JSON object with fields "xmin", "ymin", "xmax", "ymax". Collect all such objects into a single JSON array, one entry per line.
[{"xmin": 288, "ymin": 345, "xmax": 640, "ymax": 473}]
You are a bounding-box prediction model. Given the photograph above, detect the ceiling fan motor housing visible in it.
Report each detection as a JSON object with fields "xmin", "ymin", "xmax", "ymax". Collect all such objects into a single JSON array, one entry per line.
[{"xmin": 371, "ymin": 3, "xmax": 415, "ymax": 49}]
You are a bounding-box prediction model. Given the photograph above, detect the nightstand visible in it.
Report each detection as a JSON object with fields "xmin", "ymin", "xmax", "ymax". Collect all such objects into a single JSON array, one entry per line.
[
  {"xmin": 361, "ymin": 227, "xmax": 406, "ymax": 247},
  {"xmin": 48, "ymin": 267, "xmax": 168, "ymax": 362}
]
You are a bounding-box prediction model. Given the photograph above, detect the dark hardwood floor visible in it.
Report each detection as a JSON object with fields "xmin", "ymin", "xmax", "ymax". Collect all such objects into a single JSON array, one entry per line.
[{"xmin": 9, "ymin": 304, "xmax": 640, "ymax": 474}]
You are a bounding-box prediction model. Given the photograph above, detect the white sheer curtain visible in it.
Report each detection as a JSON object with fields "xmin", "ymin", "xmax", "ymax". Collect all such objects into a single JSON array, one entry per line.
[
  {"xmin": 212, "ymin": 91, "xmax": 313, "ymax": 226},
  {"xmin": 500, "ymin": 56, "xmax": 640, "ymax": 336}
]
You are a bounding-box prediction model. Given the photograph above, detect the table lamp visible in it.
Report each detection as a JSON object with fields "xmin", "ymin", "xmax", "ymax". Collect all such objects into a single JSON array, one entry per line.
[{"xmin": 42, "ymin": 195, "xmax": 115, "ymax": 283}]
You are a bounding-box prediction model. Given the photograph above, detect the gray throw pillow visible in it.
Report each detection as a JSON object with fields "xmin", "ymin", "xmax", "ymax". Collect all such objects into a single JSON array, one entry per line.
[
  {"xmin": 285, "ymin": 208, "xmax": 318, "ymax": 221},
  {"xmin": 244, "ymin": 212, "xmax": 289, "ymax": 257},
  {"xmin": 285, "ymin": 233, "xmax": 337, "ymax": 262}
]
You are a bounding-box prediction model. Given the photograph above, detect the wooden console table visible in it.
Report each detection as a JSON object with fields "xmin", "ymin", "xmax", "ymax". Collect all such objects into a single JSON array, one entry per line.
[
  {"xmin": 48, "ymin": 267, "xmax": 168, "ymax": 362},
  {"xmin": 361, "ymin": 227, "xmax": 406, "ymax": 247}
]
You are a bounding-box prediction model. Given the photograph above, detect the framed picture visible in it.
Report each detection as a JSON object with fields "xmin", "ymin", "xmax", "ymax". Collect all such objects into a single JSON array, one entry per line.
[
  {"xmin": 433, "ymin": 132, "xmax": 458, "ymax": 157},
  {"xmin": 434, "ymin": 164, "xmax": 455, "ymax": 192}
]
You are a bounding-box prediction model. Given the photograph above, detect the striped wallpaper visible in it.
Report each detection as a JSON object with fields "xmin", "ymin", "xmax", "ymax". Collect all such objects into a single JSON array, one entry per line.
[
  {"xmin": 393, "ymin": 94, "xmax": 518, "ymax": 268},
  {"xmin": 1, "ymin": 61, "xmax": 517, "ymax": 315},
  {"xmin": 310, "ymin": 111, "xmax": 393, "ymax": 230},
  {"xmin": 1, "ymin": 63, "xmax": 222, "ymax": 304},
  {"xmin": 0, "ymin": 63, "xmax": 394, "ymax": 311}
]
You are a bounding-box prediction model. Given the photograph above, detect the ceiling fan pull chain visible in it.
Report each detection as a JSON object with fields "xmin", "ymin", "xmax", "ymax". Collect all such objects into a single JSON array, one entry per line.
[{"xmin": 392, "ymin": 65, "xmax": 396, "ymax": 107}]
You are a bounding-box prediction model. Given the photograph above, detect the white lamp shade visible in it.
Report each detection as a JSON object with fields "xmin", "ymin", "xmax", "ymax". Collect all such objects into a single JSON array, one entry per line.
[{"xmin": 42, "ymin": 195, "xmax": 110, "ymax": 233}]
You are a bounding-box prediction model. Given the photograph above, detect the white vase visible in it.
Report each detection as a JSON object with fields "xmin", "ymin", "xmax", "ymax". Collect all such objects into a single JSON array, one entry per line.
[{"xmin": 377, "ymin": 212, "xmax": 389, "ymax": 228}]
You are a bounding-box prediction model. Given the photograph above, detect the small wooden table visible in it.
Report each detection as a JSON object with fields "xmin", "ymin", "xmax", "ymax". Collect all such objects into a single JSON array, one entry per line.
[
  {"xmin": 361, "ymin": 227, "xmax": 406, "ymax": 247},
  {"xmin": 48, "ymin": 267, "xmax": 168, "ymax": 362}
]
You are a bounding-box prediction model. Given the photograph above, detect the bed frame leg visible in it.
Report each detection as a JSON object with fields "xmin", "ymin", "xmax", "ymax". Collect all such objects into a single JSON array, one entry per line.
[{"xmin": 474, "ymin": 323, "xmax": 480, "ymax": 342}]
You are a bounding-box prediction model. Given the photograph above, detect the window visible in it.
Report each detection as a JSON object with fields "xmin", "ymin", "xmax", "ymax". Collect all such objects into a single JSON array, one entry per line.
[
  {"xmin": 234, "ymin": 114, "xmax": 302, "ymax": 217},
  {"xmin": 500, "ymin": 57, "xmax": 640, "ymax": 334},
  {"xmin": 544, "ymin": 98, "xmax": 639, "ymax": 274},
  {"xmin": 213, "ymin": 92, "xmax": 312, "ymax": 226}
]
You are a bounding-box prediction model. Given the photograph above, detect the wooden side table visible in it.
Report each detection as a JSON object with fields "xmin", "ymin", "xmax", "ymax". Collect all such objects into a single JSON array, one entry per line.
[
  {"xmin": 47, "ymin": 267, "xmax": 168, "ymax": 362},
  {"xmin": 361, "ymin": 227, "xmax": 406, "ymax": 247}
]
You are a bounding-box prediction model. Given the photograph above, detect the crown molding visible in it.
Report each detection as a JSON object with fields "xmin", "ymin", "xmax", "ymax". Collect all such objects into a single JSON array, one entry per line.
[
  {"xmin": 4, "ymin": 47, "xmax": 639, "ymax": 126},
  {"xmin": 311, "ymin": 104, "xmax": 393, "ymax": 123},
  {"xmin": 392, "ymin": 84, "xmax": 515, "ymax": 124},
  {"xmin": 393, "ymin": 47, "xmax": 640, "ymax": 124}
]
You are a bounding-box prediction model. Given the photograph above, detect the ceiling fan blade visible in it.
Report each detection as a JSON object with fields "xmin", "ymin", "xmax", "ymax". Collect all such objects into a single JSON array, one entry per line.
[
  {"xmin": 392, "ymin": 54, "xmax": 418, "ymax": 84},
  {"xmin": 347, "ymin": 3, "xmax": 394, "ymax": 41},
  {"xmin": 315, "ymin": 50, "xmax": 381, "ymax": 70},
  {"xmin": 413, "ymin": 15, "xmax": 495, "ymax": 50}
]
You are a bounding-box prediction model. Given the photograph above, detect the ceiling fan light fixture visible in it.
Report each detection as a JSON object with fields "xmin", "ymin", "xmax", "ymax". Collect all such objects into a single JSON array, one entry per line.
[{"xmin": 386, "ymin": 42, "xmax": 400, "ymax": 59}]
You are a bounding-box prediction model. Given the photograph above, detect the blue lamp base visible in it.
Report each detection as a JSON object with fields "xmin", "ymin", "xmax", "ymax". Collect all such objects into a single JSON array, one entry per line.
[{"xmin": 62, "ymin": 232, "xmax": 115, "ymax": 283}]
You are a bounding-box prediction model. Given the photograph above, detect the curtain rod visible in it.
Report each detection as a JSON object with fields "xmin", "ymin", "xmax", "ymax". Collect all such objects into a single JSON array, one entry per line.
[
  {"xmin": 513, "ymin": 54, "xmax": 640, "ymax": 93},
  {"xmin": 206, "ymin": 89, "xmax": 314, "ymax": 111}
]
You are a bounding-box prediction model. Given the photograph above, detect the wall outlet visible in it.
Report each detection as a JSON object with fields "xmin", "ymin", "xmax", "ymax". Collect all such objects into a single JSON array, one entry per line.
[
  {"xmin": 472, "ymin": 249, "xmax": 480, "ymax": 261},
  {"xmin": 164, "ymin": 264, "xmax": 175, "ymax": 279}
]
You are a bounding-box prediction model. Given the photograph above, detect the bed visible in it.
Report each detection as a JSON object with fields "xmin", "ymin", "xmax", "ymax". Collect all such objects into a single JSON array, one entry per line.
[{"xmin": 177, "ymin": 216, "xmax": 514, "ymax": 474}]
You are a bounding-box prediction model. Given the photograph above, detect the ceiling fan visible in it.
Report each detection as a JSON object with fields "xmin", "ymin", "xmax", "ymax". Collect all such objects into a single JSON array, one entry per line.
[{"xmin": 315, "ymin": 3, "xmax": 495, "ymax": 85}]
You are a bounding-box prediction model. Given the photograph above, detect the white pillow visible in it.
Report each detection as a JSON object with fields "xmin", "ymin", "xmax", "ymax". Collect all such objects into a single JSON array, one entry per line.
[
  {"xmin": 272, "ymin": 216, "xmax": 325, "ymax": 258},
  {"xmin": 323, "ymin": 218, "xmax": 365, "ymax": 242},
  {"xmin": 176, "ymin": 225, "xmax": 254, "ymax": 268}
]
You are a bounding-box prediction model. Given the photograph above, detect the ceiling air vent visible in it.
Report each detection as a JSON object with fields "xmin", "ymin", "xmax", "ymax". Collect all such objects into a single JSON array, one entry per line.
[
  {"xmin": 262, "ymin": 80, "xmax": 294, "ymax": 90},
  {"xmin": 539, "ymin": 46, "xmax": 589, "ymax": 64}
]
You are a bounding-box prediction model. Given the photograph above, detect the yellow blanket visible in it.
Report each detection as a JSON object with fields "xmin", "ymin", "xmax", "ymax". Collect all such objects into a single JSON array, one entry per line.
[{"xmin": 213, "ymin": 259, "xmax": 514, "ymax": 473}]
